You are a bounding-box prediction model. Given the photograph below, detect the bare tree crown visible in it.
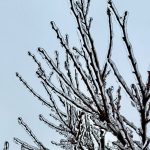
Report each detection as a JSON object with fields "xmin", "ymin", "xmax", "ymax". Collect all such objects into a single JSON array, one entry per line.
[{"xmin": 2, "ymin": 0, "xmax": 149, "ymax": 150}]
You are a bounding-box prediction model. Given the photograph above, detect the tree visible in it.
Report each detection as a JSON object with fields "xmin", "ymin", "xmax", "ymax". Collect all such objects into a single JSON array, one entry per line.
[{"xmin": 8, "ymin": 0, "xmax": 149, "ymax": 149}]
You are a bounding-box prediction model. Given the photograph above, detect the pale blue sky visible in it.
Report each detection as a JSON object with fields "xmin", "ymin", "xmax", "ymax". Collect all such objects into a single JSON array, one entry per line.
[{"xmin": 0, "ymin": 0, "xmax": 150, "ymax": 149}]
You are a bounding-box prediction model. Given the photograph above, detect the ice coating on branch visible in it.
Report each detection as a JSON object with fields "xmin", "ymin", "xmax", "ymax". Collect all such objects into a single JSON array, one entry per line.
[{"xmin": 14, "ymin": 0, "xmax": 150, "ymax": 149}]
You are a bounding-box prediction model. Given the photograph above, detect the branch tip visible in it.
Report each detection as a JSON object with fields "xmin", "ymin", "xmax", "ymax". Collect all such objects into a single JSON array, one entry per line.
[
  {"xmin": 28, "ymin": 51, "xmax": 31, "ymax": 56},
  {"xmin": 18, "ymin": 117, "xmax": 22, "ymax": 125},
  {"xmin": 16, "ymin": 72, "xmax": 19, "ymax": 77},
  {"xmin": 39, "ymin": 114, "xmax": 43, "ymax": 121}
]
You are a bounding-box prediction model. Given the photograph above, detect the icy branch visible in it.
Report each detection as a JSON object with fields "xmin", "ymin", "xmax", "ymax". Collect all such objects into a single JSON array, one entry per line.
[
  {"xmin": 108, "ymin": 0, "xmax": 146, "ymax": 97},
  {"xmin": 17, "ymin": 117, "xmax": 47, "ymax": 150},
  {"xmin": 14, "ymin": 138, "xmax": 39, "ymax": 150}
]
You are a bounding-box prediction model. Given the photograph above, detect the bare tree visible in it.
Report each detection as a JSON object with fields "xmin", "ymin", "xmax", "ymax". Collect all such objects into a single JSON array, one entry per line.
[{"xmin": 12, "ymin": 0, "xmax": 150, "ymax": 149}]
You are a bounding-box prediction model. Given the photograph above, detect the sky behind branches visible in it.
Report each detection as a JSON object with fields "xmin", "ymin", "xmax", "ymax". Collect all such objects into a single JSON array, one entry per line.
[{"xmin": 0, "ymin": 0, "xmax": 150, "ymax": 149}]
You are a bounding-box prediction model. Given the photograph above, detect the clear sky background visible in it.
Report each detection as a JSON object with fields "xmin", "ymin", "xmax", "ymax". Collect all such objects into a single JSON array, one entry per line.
[{"xmin": 0, "ymin": 0, "xmax": 150, "ymax": 149}]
